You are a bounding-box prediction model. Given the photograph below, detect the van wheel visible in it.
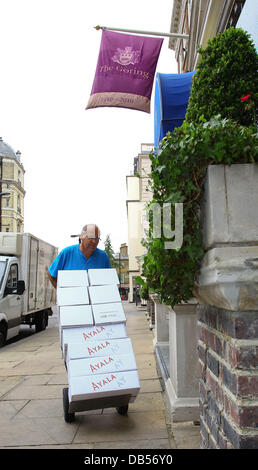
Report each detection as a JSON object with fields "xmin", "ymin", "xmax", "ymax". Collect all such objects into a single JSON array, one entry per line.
[
  {"xmin": 0, "ymin": 323, "xmax": 7, "ymax": 348},
  {"xmin": 35, "ymin": 311, "xmax": 48, "ymax": 333}
]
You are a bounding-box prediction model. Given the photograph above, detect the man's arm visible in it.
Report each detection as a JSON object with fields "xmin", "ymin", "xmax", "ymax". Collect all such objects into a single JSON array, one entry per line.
[
  {"xmin": 48, "ymin": 271, "xmax": 57, "ymax": 289},
  {"xmin": 48, "ymin": 247, "xmax": 66, "ymax": 288}
]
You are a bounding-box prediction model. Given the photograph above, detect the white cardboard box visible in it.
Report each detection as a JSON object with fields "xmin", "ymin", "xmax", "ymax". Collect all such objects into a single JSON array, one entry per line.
[
  {"xmin": 59, "ymin": 305, "xmax": 94, "ymax": 328},
  {"xmin": 67, "ymin": 353, "xmax": 137, "ymax": 379},
  {"xmin": 62, "ymin": 323, "xmax": 127, "ymax": 361},
  {"xmin": 57, "ymin": 270, "xmax": 89, "ymax": 288},
  {"xmin": 88, "ymin": 268, "xmax": 119, "ymax": 286},
  {"xmin": 67, "ymin": 337, "xmax": 134, "ymax": 362},
  {"xmin": 92, "ymin": 302, "xmax": 126, "ymax": 325},
  {"xmin": 88, "ymin": 285, "xmax": 121, "ymax": 304},
  {"xmin": 57, "ymin": 286, "xmax": 89, "ymax": 306},
  {"xmin": 59, "ymin": 305, "xmax": 94, "ymax": 347},
  {"xmin": 68, "ymin": 369, "xmax": 140, "ymax": 402}
]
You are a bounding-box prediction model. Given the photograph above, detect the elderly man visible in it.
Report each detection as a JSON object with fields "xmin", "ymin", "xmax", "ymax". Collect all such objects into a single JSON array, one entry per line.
[{"xmin": 48, "ymin": 224, "xmax": 111, "ymax": 288}]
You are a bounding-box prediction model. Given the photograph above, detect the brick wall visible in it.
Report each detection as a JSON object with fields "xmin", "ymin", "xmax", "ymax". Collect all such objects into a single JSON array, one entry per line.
[{"xmin": 197, "ymin": 304, "xmax": 258, "ymax": 449}]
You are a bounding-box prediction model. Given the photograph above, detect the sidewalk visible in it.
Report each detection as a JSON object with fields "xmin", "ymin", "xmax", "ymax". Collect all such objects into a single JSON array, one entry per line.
[{"xmin": 0, "ymin": 302, "xmax": 200, "ymax": 449}]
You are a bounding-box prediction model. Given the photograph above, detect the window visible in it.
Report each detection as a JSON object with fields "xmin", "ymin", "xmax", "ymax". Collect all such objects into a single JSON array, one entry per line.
[
  {"xmin": 17, "ymin": 195, "xmax": 21, "ymax": 213},
  {"xmin": 0, "ymin": 260, "xmax": 8, "ymax": 290},
  {"xmin": 7, "ymin": 264, "xmax": 18, "ymax": 289}
]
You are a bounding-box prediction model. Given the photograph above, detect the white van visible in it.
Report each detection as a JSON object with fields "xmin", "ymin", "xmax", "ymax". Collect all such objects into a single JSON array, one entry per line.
[{"xmin": 0, "ymin": 232, "xmax": 58, "ymax": 346}]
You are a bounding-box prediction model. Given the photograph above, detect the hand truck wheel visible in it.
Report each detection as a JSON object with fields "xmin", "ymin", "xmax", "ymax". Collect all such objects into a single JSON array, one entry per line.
[
  {"xmin": 116, "ymin": 405, "xmax": 128, "ymax": 415},
  {"xmin": 63, "ymin": 387, "xmax": 75, "ymax": 423}
]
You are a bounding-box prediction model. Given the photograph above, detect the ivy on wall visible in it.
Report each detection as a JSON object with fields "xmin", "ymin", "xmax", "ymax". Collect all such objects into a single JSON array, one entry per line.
[{"xmin": 137, "ymin": 28, "xmax": 258, "ymax": 306}]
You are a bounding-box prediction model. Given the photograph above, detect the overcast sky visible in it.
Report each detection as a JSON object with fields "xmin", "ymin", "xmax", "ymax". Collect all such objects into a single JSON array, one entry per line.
[{"xmin": 0, "ymin": 0, "xmax": 177, "ymax": 253}]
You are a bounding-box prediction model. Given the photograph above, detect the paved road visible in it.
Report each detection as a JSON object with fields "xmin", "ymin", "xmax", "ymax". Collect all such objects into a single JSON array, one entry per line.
[{"xmin": 0, "ymin": 302, "xmax": 200, "ymax": 449}]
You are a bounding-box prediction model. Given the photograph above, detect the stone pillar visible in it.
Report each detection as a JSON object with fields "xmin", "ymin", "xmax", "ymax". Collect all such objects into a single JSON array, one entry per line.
[
  {"xmin": 165, "ymin": 301, "xmax": 200, "ymax": 422},
  {"xmin": 152, "ymin": 294, "xmax": 169, "ymax": 348},
  {"xmin": 128, "ymin": 272, "xmax": 134, "ymax": 303},
  {"xmin": 148, "ymin": 294, "xmax": 156, "ymax": 330},
  {"xmin": 151, "ymin": 295, "xmax": 170, "ymax": 389},
  {"xmin": 196, "ymin": 164, "xmax": 258, "ymax": 449}
]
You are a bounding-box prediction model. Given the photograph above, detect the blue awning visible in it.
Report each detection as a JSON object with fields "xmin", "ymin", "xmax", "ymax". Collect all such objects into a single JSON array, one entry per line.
[{"xmin": 154, "ymin": 71, "xmax": 195, "ymax": 151}]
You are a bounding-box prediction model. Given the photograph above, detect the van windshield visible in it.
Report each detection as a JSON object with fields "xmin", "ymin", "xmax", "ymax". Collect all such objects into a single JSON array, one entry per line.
[{"xmin": 0, "ymin": 261, "xmax": 7, "ymax": 290}]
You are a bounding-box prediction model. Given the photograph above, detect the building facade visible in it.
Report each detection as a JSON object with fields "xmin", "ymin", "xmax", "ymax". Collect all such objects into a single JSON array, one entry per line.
[
  {"xmin": 160, "ymin": 0, "xmax": 258, "ymax": 449},
  {"xmin": 126, "ymin": 144, "xmax": 153, "ymax": 302},
  {"xmin": 0, "ymin": 137, "xmax": 25, "ymax": 232},
  {"xmin": 115, "ymin": 243, "xmax": 129, "ymax": 290},
  {"xmin": 169, "ymin": 0, "xmax": 248, "ymax": 73}
]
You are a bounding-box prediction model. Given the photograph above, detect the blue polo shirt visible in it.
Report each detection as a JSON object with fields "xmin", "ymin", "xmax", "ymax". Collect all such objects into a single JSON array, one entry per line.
[{"xmin": 48, "ymin": 244, "xmax": 111, "ymax": 278}]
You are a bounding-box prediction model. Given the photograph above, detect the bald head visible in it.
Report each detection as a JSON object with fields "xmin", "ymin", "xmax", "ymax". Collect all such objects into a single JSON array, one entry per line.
[
  {"xmin": 79, "ymin": 224, "xmax": 101, "ymax": 258},
  {"xmin": 81, "ymin": 224, "xmax": 100, "ymax": 239}
]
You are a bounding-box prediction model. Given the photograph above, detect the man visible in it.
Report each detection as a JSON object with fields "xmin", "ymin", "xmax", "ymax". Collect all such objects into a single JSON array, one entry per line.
[{"xmin": 48, "ymin": 224, "xmax": 111, "ymax": 288}]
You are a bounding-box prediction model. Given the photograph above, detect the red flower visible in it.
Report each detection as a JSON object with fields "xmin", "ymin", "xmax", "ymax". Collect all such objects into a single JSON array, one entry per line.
[{"xmin": 241, "ymin": 94, "xmax": 251, "ymax": 102}]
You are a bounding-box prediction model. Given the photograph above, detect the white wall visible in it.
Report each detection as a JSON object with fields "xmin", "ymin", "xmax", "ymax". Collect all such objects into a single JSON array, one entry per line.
[{"xmin": 126, "ymin": 176, "xmax": 140, "ymax": 201}]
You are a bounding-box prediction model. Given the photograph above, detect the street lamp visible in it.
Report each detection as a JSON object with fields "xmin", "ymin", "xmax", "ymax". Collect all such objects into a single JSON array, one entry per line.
[{"xmin": 70, "ymin": 234, "xmax": 81, "ymax": 244}]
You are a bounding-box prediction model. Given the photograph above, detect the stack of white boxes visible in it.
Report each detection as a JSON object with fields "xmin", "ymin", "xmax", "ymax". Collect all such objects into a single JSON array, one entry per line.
[{"xmin": 57, "ymin": 268, "xmax": 140, "ymax": 404}]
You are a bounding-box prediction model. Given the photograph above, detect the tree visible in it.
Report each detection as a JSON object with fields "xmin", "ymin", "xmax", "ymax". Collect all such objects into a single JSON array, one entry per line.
[
  {"xmin": 104, "ymin": 234, "xmax": 118, "ymax": 268},
  {"xmin": 185, "ymin": 27, "xmax": 258, "ymax": 126}
]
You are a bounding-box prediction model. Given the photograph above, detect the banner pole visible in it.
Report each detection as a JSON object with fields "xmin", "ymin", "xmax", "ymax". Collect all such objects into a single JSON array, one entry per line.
[{"xmin": 94, "ymin": 25, "xmax": 189, "ymax": 40}]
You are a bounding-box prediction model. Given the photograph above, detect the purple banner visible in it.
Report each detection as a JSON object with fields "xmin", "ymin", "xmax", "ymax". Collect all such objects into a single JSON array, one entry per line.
[{"xmin": 86, "ymin": 30, "xmax": 163, "ymax": 113}]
